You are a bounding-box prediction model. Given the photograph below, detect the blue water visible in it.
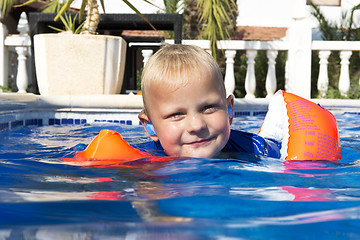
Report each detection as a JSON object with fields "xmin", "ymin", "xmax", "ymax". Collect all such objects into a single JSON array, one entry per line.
[{"xmin": 0, "ymin": 113, "xmax": 360, "ymax": 239}]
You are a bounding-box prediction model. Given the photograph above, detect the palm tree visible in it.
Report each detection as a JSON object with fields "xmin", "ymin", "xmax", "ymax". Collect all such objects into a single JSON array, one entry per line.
[
  {"xmin": 182, "ymin": 0, "xmax": 201, "ymax": 40},
  {"xmin": 164, "ymin": 0, "xmax": 238, "ymax": 60},
  {"xmin": 197, "ymin": 0, "xmax": 237, "ymax": 60}
]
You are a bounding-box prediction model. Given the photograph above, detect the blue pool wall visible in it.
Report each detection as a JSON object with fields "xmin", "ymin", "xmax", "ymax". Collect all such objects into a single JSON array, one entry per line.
[
  {"xmin": 1, "ymin": 94, "xmax": 359, "ymax": 132},
  {"xmin": 0, "ymin": 109, "xmax": 271, "ymax": 132}
]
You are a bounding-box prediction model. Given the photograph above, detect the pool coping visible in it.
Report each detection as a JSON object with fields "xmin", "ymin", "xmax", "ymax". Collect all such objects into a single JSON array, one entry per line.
[
  {"xmin": 0, "ymin": 93, "xmax": 359, "ymax": 131},
  {"xmin": 2, "ymin": 93, "xmax": 360, "ymax": 111}
]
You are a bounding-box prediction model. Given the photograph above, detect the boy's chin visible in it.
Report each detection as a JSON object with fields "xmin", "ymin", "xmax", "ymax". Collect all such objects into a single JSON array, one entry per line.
[
  {"xmin": 180, "ymin": 149, "xmax": 218, "ymax": 159},
  {"xmin": 165, "ymin": 144, "xmax": 226, "ymax": 158}
]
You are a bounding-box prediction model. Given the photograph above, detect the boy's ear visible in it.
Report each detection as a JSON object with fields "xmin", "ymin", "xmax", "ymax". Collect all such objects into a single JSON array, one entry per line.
[
  {"xmin": 227, "ymin": 94, "xmax": 235, "ymax": 125},
  {"xmin": 138, "ymin": 111, "xmax": 159, "ymax": 142}
]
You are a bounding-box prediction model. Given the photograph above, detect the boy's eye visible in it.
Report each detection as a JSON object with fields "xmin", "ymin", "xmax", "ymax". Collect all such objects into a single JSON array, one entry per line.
[
  {"xmin": 202, "ymin": 105, "xmax": 218, "ymax": 114},
  {"xmin": 167, "ymin": 112, "xmax": 184, "ymax": 120}
]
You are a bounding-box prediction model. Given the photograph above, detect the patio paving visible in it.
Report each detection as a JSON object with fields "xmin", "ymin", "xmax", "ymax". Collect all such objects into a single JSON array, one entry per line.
[
  {"xmin": 0, "ymin": 93, "xmax": 145, "ymax": 112},
  {"xmin": 0, "ymin": 93, "xmax": 40, "ymax": 111}
]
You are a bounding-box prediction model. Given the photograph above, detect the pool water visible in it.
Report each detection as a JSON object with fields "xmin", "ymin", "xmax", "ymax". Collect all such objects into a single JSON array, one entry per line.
[{"xmin": 1, "ymin": 113, "xmax": 360, "ymax": 239}]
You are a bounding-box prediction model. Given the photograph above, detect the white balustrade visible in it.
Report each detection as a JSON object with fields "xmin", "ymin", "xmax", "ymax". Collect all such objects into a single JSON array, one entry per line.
[
  {"xmin": 224, "ymin": 50, "xmax": 236, "ymax": 95},
  {"xmin": 312, "ymin": 41, "xmax": 360, "ymax": 99},
  {"xmin": 338, "ymin": 50, "xmax": 352, "ymax": 97},
  {"xmin": 244, "ymin": 50, "xmax": 257, "ymax": 99},
  {"xmin": 1, "ymin": 11, "xmax": 360, "ymax": 99},
  {"xmin": 317, "ymin": 50, "xmax": 331, "ymax": 97},
  {"xmin": 265, "ymin": 50, "xmax": 278, "ymax": 98}
]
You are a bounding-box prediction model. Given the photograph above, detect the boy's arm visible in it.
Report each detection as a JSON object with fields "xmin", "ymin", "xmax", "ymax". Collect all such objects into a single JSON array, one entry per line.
[{"xmin": 63, "ymin": 129, "xmax": 152, "ymax": 166}]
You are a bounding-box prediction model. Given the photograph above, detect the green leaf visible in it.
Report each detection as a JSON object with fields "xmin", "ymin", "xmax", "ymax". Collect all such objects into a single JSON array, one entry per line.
[
  {"xmin": 54, "ymin": 0, "xmax": 74, "ymax": 21},
  {"xmin": 122, "ymin": 0, "xmax": 157, "ymax": 30},
  {"xmin": 99, "ymin": 0, "xmax": 105, "ymax": 13},
  {"xmin": 1, "ymin": 0, "xmax": 18, "ymax": 16},
  {"xmin": 79, "ymin": 0, "xmax": 86, "ymax": 23},
  {"xmin": 197, "ymin": 0, "xmax": 235, "ymax": 60},
  {"xmin": 74, "ymin": 21, "xmax": 85, "ymax": 34},
  {"xmin": 49, "ymin": 12, "xmax": 84, "ymax": 33},
  {"xmin": 48, "ymin": 25, "xmax": 65, "ymax": 32},
  {"xmin": 41, "ymin": 0, "xmax": 62, "ymax": 13},
  {"xmin": 14, "ymin": 0, "xmax": 35, "ymax": 8}
]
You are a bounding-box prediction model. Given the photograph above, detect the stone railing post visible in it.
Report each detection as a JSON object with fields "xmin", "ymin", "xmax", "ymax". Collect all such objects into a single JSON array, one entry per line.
[
  {"xmin": 338, "ymin": 50, "xmax": 352, "ymax": 97},
  {"xmin": 15, "ymin": 46, "xmax": 28, "ymax": 93},
  {"xmin": 142, "ymin": 49, "xmax": 153, "ymax": 67},
  {"xmin": 15, "ymin": 12, "xmax": 30, "ymax": 93},
  {"xmin": 0, "ymin": 12, "xmax": 8, "ymax": 89},
  {"xmin": 265, "ymin": 50, "xmax": 278, "ymax": 98},
  {"xmin": 4, "ymin": 12, "xmax": 31, "ymax": 93},
  {"xmin": 317, "ymin": 50, "xmax": 331, "ymax": 97},
  {"xmin": 224, "ymin": 50, "xmax": 236, "ymax": 95},
  {"xmin": 245, "ymin": 50, "xmax": 257, "ymax": 99}
]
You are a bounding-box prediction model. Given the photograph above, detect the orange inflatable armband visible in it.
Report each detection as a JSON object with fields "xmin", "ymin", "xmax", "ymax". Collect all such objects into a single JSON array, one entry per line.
[
  {"xmin": 63, "ymin": 129, "xmax": 152, "ymax": 166},
  {"xmin": 258, "ymin": 90, "xmax": 341, "ymax": 161}
]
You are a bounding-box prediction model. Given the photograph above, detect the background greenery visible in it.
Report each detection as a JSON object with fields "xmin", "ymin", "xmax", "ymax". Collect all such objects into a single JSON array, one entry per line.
[{"xmin": 309, "ymin": 2, "xmax": 360, "ymax": 98}]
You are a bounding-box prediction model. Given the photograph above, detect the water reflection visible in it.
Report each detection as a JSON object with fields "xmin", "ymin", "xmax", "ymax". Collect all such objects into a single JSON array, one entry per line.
[{"xmin": 1, "ymin": 114, "xmax": 360, "ymax": 238}]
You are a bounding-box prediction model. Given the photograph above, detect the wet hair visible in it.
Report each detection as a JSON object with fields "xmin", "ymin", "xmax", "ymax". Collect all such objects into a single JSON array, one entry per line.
[{"xmin": 141, "ymin": 44, "xmax": 226, "ymax": 112}]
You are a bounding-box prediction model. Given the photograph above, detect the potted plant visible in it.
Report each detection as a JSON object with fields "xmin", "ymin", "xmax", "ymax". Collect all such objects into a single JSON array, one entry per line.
[
  {"xmin": 14, "ymin": 0, "xmax": 155, "ymax": 95},
  {"xmin": 33, "ymin": 18, "xmax": 128, "ymax": 95},
  {"xmin": 31, "ymin": 0, "xmax": 130, "ymax": 95}
]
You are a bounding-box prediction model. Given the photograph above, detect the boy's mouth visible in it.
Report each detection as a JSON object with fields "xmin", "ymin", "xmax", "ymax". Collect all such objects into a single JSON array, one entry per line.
[{"xmin": 185, "ymin": 136, "xmax": 215, "ymax": 147}]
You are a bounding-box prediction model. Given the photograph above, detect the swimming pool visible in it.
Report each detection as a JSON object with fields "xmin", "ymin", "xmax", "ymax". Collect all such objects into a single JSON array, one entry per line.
[{"xmin": 1, "ymin": 106, "xmax": 360, "ymax": 239}]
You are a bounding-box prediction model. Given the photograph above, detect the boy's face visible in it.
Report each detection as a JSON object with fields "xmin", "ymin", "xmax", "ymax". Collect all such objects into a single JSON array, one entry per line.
[{"xmin": 140, "ymin": 72, "xmax": 234, "ymax": 158}]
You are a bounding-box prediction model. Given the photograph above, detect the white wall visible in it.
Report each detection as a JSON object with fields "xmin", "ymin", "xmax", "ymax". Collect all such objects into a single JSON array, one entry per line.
[
  {"xmin": 237, "ymin": 0, "xmax": 295, "ymax": 27},
  {"xmin": 237, "ymin": 0, "xmax": 360, "ymax": 28}
]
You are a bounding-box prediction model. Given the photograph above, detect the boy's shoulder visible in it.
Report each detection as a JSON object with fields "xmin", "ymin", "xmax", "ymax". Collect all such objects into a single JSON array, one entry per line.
[
  {"xmin": 132, "ymin": 140, "xmax": 167, "ymax": 156},
  {"xmin": 227, "ymin": 129, "xmax": 281, "ymax": 158}
]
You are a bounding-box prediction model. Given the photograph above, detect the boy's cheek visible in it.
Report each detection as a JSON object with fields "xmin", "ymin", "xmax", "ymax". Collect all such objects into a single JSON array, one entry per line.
[
  {"xmin": 159, "ymin": 121, "xmax": 182, "ymax": 132},
  {"xmin": 156, "ymin": 123, "xmax": 182, "ymax": 140},
  {"xmin": 209, "ymin": 113, "xmax": 230, "ymax": 129}
]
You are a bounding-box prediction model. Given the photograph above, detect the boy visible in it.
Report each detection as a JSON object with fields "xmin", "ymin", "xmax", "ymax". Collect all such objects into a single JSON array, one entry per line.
[
  {"xmin": 138, "ymin": 44, "xmax": 280, "ymax": 159},
  {"xmin": 68, "ymin": 44, "xmax": 340, "ymax": 164}
]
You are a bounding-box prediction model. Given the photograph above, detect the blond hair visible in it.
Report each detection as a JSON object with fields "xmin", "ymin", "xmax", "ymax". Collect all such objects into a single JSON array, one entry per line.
[{"xmin": 141, "ymin": 44, "xmax": 226, "ymax": 111}]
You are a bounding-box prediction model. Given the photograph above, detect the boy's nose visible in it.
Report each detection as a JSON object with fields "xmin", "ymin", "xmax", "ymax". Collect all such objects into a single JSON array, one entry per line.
[{"xmin": 186, "ymin": 114, "xmax": 206, "ymax": 133}]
